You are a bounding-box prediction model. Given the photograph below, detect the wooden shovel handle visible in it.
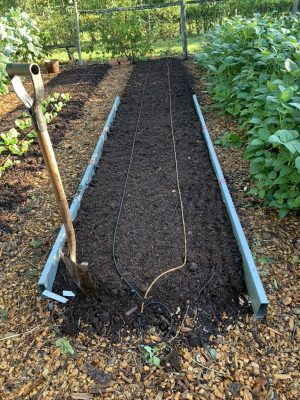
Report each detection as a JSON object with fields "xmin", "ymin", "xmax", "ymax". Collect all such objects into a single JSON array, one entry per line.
[{"xmin": 37, "ymin": 127, "xmax": 77, "ymax": 262}]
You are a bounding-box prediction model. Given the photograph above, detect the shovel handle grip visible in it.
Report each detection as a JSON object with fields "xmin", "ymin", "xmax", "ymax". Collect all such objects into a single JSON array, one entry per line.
[
  {"xmin": 6, "ymin": 63, "xmax": 40, "ymax": 78},
  {"xmin": 6, "ymin": 63, "xmax": 44, "ymax": 111}
]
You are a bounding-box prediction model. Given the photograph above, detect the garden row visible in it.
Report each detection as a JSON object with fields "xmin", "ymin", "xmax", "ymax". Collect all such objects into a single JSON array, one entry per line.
[
  {"xmin": 0, "ymin": 92, "xmax": 70, "ymax": 175},
  {"xmin": 196, "ymin": 14, "xmax": 300, "ymax": 216}
]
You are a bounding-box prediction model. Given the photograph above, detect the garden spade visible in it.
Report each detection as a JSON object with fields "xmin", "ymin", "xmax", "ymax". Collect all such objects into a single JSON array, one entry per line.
[{"xmin": 6, "ymin": 63, "xmax": 97, "ymax": 298}]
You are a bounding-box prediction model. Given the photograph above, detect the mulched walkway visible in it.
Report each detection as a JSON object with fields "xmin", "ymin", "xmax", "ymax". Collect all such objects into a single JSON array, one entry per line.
[{"xmin": 0, "ymin": 59, "xmax": 298, "ymax": 400}]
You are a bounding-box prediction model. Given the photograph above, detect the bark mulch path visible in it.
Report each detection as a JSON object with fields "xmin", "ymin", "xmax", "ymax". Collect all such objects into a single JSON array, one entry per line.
[{"xmin": 0, "ymin": 59, "xmax": 299, "ymax": 400}]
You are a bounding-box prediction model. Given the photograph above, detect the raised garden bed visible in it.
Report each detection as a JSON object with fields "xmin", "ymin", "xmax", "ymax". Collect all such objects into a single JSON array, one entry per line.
[{"xmin": 53, "ymin": 59, "xmax": 250, "ymax": 342}]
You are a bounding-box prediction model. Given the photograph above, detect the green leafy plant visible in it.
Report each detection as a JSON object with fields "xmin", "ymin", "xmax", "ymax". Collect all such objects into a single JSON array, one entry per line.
[
  {"xmin": 30, "ymin": 239, "xmax": 43, "ymax": 248},
  {"xmin": 0, "ymin": 8, "xmax": 45, "ymax": 94},
  {"xmin": 55, "ymin": 337, "xmax": 74, "ymax": 355},
  {"xmin": 214, "ymin": 132, "xmax": 243, "ymax": 148},
  {"xmin": 143, "ymin": 345, "xmax": 160, "ymax": 367},
  {"xmin": 196, "ymin": 14, "xmax": 300, "ymax": 216},
  {"xmin": 0, "ymin": 92, "xmax": 71, "ymax": 176},
  {"xmin": 0, "ymin": 309, "xmax": 8, "ymax": 323}
]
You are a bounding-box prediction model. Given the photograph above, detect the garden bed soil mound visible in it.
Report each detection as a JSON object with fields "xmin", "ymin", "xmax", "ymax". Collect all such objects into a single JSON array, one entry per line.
[
  {"xmin": 0, "ymin": 64, "xmax": 109, "ymax": 234},
  {"xmin": 55, "ymin": 59, "xmax": 248, "ymax": 342}
]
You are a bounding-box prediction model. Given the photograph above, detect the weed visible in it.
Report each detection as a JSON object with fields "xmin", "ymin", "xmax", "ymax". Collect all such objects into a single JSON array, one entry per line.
[{"xmin": 143, "ymin": 345, "xmax": 160, "ymax": 367}]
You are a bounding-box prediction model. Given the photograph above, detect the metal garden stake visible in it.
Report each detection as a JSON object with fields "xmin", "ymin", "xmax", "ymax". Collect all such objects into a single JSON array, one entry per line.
[{"xmin": 6, "ymin": 63, "xmax": 97, "ymax": 298}]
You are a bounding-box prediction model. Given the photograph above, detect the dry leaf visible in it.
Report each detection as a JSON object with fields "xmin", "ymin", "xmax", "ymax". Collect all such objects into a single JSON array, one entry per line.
[{"xmin": 71, "ymin": 394, "xmax": 93, "ymax": 400}]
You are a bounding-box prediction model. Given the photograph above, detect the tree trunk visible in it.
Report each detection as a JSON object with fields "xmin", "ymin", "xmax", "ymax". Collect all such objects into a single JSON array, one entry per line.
[{"xmin": 180, "ymin": 1, "xmax": 188, "ymax": 60}]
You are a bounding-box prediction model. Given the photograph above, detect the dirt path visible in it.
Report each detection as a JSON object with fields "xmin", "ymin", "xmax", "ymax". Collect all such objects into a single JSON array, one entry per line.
[{"xmin": 55, "ymin": 59, "xmax": 247, "ymax": 341}]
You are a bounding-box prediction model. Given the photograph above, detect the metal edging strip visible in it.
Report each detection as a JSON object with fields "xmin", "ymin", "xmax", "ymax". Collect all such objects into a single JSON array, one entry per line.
[
  {"xmin": 192, "ymin": 94, "xmax": 268, "ymax": 319},
  {"xmin": 38, "ymin": 96, "xmax": 121, "ymax": 292}
]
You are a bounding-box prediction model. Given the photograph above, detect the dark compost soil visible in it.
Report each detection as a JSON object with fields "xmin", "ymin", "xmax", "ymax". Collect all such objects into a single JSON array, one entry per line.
[
  {"xmin": 55, "ymin": 59, "xmax": 248, "ymax": 342},
  {"xmin": 0, "ymin": 64, "xmax": 109, "ymax": 235}
]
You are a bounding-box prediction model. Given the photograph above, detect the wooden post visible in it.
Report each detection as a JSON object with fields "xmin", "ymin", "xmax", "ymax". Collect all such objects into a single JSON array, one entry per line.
[
  {"xmin": 292, "ymin": 0, "xmax": 299, "ymax": 14},
  {"xmin": 74, "ymin": 0, "xmax": 83, "ymax": 65},
  {"xmin": 180, "ymin": 1, "xmax": 188, "ymax": 60}
]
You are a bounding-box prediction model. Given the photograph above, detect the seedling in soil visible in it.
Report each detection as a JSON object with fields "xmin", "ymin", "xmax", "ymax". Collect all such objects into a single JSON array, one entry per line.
[
  {"xmin": 143, "ymin": 345, "xmax": 161, "ymax": 367},
  {"xmin": 55, "ymin": 337, "xmax": 74, "ymax": 355},
  {"xmin": 214, "ymin": 132, "xmax": 243, "ymax": 148},
  {"xmin": 30, "ymin": 239, "xmax": 43, "ymax": 248},
  {"xmin": 273, "ymin": 279, "xmax": 278, "ymax": 290},
  {"xmin": 0, "ymin": 309, "xmax": 8, "ymax": 322},
  {"xmin": 0, "ymin": 92, "xmax": 71, "ymax": 176},
  {"xmin": 258, "ymin": 257, "xmax": 274, "ymax": 265},
  {"xmin": 15, "ymin": 117, "xmax": 32, "ymax": 131}
]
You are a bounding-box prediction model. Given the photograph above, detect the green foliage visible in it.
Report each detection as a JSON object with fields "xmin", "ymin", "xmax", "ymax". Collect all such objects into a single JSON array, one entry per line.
[
  {"xmin": 98, "ymin": 11, "xmax": 151, "ymax": 60},
  {"xmin": 80, "ymin": 3, "xmax": 180, "ymax": 60},
  {"xmin": 187, "ymin": 0, "xmax": 293, "ymax": 33},
  {"xmin": 0, "ymin": 8, "xmax": 45, "ymax": 94},
  {"xmin": 0, "ymin": 93, "xmax": 70, "ymax": 176},
  {"xmin": 55, "ymin": 337, "xmax": 74, "ymax": 355},
  {"xmin": 196, "ymin": 14, "xmax": 300, "ymax": 216},
  {"xmin": 0, "ymin": 308, "xmax": 8, "ymax": 322},
  {"xmin": 214, "ymin": 132, "xmax": 243, "ymax": 148},
  {"xmin": 143, "ymin": 345, "xmax": 160, "ymax": 367}
]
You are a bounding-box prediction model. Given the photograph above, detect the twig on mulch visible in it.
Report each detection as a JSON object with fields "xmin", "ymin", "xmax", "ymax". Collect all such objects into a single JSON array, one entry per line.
[
  {"xmin": 167, "ymin": 302, "xmax": 190, "ymax": 343},
  {"xmin": 192, "ymin": 353, "xmax": 229, "ymax": 376},
  {"xmin": 0, "ymin": 324, "xmax": 41, "ymax": 342}
]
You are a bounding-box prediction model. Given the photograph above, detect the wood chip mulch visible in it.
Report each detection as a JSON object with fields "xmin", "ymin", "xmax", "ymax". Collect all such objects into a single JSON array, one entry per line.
[{"xmin": 0, "ymin": 60, "xmax": 299, "ymax": 400}]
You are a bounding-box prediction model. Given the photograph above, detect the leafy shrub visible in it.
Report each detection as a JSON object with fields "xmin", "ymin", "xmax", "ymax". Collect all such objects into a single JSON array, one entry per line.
[
  {"xmin": 0, "ymin": 8, "xmax": 44, "ymax": 94},
  {"xmin": 214, "ymin": 132, "xmax": 243, "ymax": 148},
  {"xmin": 196, "ymin": 14, "xmax": 300, "ymax": 216}
]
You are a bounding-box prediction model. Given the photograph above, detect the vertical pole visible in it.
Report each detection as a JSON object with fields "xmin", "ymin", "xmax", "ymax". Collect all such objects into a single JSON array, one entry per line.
[
  {"xmin": 292, "ymin": 0, "xmax": 299, "ymax": 14},
  {"xmin": 74, "ymin": 0, "xmax": 83, "ymax": 65},
  {"xmin": 180, "ymin": 0, "xmax": 188, "ymax": 60}
]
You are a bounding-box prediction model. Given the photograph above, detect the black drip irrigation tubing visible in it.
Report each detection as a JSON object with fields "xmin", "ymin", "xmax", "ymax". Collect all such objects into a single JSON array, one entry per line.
[{"xmin": 111, "ymin": 63, "xmax": 175, "ymax": 338}]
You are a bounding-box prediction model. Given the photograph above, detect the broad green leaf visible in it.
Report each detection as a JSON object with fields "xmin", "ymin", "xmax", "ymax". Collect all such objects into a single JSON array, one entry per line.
[
  {"xmin": 268, "ymin": 135, "xmax": 282, "ymax": 145},
  {"xmin": 283, "ymin": 140, "xmax": 300, "ymax": 154},
  {"xmin": 144, "ymin": 346, "xmax": 152, "ymax": 354},
  {"xmin": 289, "ymin": 102, "xmax": 300, "ymax": 110},
  {"xmin": 295, "ymin": 157, "xmax": 300, "ymax": 173},
  {"xmin": 292, "ymin": 195, "xmax": 300, "ymax": 207},
  {"xmin": 0, "ymin": 145, "xmax": 6, "ymax": 154},
  {"xmin": 285, "ymin": 58, "xmax": 298, "ymax": 73},
  {"xmin": 207, "ymin": 64, "xmax": 217, "ymax": 72},
  {"xmin": 8, "ymin": 144, "xmax": 22, "ymax": 156},
  {"xmin": 152, "ymin": 356, "xmax": 160, "ymax": 367},
  {"xmin": 280, "ymin": 166, "xmax": 292, "ymax": 177},
  {"xmin": 266, "ymin": 80, "xmax": 277, "ymax": 91},
  {"xmin": 250, "ymin": 138, "xmax": 263, "ymax": 146},
  {"xmin": 280, "ymin": 88, "xmax": 294, "ymax": 102},
  {"xmin": 279, "ymin": 208, "xmax": 289, "ymax": 218},
  {"xmin": 274, "ymin": 130, "xmax": 299, "ymax": 142},
  {"xmin": 0, "ymin": 309, "xmax": 8, "ymax": 322},
  {"xmin": 257, "ymin": 128, "xmax": 270, "ymax": 140},
  {"xmin": 55, "ymin": 337, "xmax": 74, "ymax": 355}
]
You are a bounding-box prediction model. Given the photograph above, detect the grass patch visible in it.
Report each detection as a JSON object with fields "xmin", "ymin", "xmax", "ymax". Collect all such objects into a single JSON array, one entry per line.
[{"xmin": 48, "ymin": 34, "xmax": 203, "ymax": 63}]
